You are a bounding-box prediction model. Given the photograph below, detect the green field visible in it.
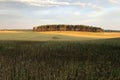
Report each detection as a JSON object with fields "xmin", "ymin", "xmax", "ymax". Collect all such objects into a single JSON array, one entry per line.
[{"xmin": 0, "ymin": 31, "xmax": 120, "ymax": 80}]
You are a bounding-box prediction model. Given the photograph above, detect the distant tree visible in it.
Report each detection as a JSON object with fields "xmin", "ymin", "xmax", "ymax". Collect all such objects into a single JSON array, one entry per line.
[{"xmin": 33, "ymin": 24, "xmax": 104, "ymax": 32}]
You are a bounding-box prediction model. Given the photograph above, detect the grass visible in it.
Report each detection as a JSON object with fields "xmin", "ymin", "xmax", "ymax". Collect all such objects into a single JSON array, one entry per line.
[
  {"xmin": 0, "ymin": 38, "xmax": 120, "ymax": 80},
  {"xmin": 0, "ymin": 31, "xmax": 120, "ymax": 79}
]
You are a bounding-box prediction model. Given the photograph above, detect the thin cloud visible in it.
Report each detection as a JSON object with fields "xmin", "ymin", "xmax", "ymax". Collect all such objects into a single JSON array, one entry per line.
[
  {"xmin": 109, "ymin": 0, "xmax": 120, "ymax": 3},
  {"xmin": 22, "ymin": 0, "xmax": 103, "ymax": 10},
  {"xmin": 0, "ymin": 0, "xmax": 103, "ymax": 10}
]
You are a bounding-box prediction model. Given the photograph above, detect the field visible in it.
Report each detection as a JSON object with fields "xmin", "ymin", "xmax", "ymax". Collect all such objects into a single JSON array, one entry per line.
[
  {"xmin": 0, "ymin": 31, "xmax": 120, "ymax": 80},
  {"xmin": 40, "ymin": 31, "xmax": 120, "ymax": 38},
  {"xmin": 0, "ymin": 31, "xmax": 94, "ymax": 41},
  {"xmin": 0, "ymin": 31, "xmax": 120, "ymax": 41}
]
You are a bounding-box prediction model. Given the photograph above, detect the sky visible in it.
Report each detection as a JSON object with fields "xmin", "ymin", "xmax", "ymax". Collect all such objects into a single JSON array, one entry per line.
[{"xmin": 0, "ymin": 0, "xmax": 120, "ymax": 30}]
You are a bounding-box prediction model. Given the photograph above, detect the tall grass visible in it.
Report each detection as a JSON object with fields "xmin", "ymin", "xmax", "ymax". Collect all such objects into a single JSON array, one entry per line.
[{"xmin": 0, "ymin": 38, "xmax": 120, "ymax": 80}]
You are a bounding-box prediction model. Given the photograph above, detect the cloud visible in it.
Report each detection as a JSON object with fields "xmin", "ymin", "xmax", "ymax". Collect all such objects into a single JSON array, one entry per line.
[
  {"xmin": 0, "ymin": 0, "xmax": 103, "ymax": 10},
  {"xmin": 109, "ymin": 0, "xmax": 120, "ymax": 3},
  {"xmin": 22, "ymin": 0, "xmax": 103, "ymax": 10},
  {"xmin": 73, "ymin": 12, "xmax": 81, "ymax": 16}
]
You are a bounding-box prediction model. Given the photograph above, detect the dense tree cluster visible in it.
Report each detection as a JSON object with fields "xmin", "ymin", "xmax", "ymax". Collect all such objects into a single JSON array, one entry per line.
[
  {"xmin": 33, "ymin": 24, "xmax": 104, "ymax": 32},
  {"xmin": 105, "ymin": 30, "xmax": 120, "ymax": 32}
]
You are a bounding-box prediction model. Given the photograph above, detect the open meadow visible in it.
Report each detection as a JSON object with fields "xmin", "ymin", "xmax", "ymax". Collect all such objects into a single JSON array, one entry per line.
[{"xmin": 0, "ymin": 31, "xmax": 120, "ymax": 80}]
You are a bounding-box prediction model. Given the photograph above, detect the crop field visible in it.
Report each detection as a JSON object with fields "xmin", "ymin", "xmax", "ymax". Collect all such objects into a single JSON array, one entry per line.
[
  {"xmin": 0, "ymin": 31, "xmax": 120, "ymax": 80},
  {"xmin": 0, "ymin": 31, "xmax": 120, "ymax": 41},
  {"xmin": 40, "ymin": 31, "xmax": 120, "ymax": 38},
  {"xmin": 0, "ymin": 31, "xmax": 96, "ymax": 41}
]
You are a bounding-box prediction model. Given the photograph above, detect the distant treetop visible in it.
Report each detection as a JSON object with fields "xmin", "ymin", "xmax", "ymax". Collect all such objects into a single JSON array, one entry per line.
[{"xmin": 33, "ymin": 24, "xmax": 104, "ymax": 32}]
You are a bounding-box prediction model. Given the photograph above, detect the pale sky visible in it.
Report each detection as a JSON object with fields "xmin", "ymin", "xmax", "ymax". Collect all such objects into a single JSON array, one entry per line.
[{"xmin": 0, "ymin": 0, "xmax": 120, "ymax": 30}]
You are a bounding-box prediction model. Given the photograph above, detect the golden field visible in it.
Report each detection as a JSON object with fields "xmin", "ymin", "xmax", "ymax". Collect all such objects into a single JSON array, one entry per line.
[
  {"xmin": 40, "ymin": 31, "xmax": 120, "ymax": 39},
  {"xmin": 0, "ymin": 31, "xmax": 119, "ymax": 41},
  {"xmin": 0, "ymin": 31, "xmax": 22, "ymax": 33}
]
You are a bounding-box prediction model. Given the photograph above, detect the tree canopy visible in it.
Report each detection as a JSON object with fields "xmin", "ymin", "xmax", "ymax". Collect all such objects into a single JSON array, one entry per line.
[{"xmin": 33, "ymin": 24, "xmax": 104, "ymax": 32}]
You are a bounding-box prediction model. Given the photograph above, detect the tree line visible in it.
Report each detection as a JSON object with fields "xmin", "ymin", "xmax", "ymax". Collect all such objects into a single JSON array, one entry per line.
[{"xmin": 33, "ymin": 24, "xmax": 104, "ymax": 32}]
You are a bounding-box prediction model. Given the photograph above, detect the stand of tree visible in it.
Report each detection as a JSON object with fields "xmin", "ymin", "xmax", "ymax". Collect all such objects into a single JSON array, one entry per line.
[
  {"xmin": 105, "ymin": 30, "xmax": 120, "ymax": 32},
  {"xmin": 33, "ymin": 24, "xmax": 104, "ymax": 32}
]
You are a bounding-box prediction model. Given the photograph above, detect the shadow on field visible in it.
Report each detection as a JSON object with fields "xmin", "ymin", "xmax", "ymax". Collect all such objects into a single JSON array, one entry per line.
[{"xmin": 0, "ymin": 38, "xmax": 120, "ymax": 80}]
